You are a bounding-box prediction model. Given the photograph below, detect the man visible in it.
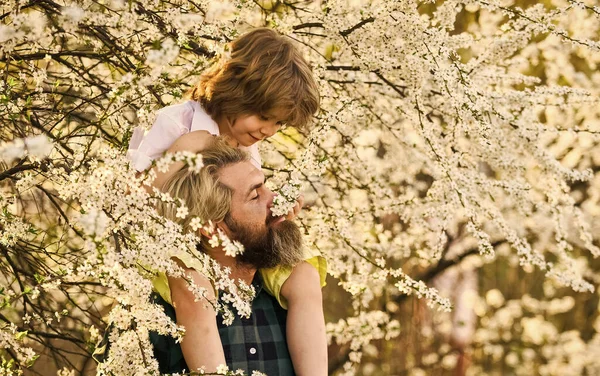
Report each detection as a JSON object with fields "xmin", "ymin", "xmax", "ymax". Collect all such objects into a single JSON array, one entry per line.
[{"xmin": 151, "ymin": 137, "xmax": 322, "ymax": 375}]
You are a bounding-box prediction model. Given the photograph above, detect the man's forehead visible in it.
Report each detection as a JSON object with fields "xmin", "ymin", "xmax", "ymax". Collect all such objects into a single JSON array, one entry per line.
[{"xmin": 219, "ymin": 161, "xmax": 263, "ymax": 193}]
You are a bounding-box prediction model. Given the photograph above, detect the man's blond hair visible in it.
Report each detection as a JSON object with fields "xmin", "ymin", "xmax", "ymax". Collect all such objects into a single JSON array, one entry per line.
[{"xmin": 156, "ymin": 138, "xmax": 248, "ymax": 238}]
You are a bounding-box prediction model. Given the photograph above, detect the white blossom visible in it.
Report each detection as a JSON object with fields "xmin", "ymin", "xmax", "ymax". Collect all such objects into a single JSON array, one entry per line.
[
  {"xmin": 2, "ymin": 1, "xmax": 600, "ymax": 374},
  {"xmin": 77, "ymin": 207, "xmax": 109, "ymax": 238}
]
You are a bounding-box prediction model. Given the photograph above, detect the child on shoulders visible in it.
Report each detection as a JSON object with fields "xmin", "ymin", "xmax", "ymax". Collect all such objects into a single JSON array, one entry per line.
[{"xmin": 128, "ymin": 28, "xmax": 327, "ymax": 375}]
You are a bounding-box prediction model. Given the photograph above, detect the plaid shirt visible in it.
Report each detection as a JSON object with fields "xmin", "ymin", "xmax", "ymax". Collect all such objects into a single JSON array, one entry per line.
[{"xmin": 150, "ymin": 275, "xmax": 295, "ymax": 375}]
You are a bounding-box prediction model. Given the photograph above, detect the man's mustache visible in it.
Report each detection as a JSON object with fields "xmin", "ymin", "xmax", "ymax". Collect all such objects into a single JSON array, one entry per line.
[{"xmin": 266, "ymin": 211, "xmax": 284, "ymax": 226}]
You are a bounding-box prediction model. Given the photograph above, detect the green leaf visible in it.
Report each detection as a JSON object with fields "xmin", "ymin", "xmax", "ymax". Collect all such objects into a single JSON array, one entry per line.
[
  {"xmin": 26, "ymin": 354, "xmax": 39, "ymax": 367},
  {"xmin": 15, "ymin": 331, "xmax": 28, "ymax": 341}
]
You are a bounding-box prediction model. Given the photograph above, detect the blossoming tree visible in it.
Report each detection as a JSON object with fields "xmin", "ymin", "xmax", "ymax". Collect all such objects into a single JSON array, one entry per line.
[{"xmin": 1, "ymin": 0, "xmax": 600, "ymax": 375}]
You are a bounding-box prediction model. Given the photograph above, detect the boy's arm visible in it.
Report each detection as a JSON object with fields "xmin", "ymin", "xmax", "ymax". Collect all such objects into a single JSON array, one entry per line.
[
  {"xmin": 281, "ymin": 261, "xmax": 328, "ymax": 376},
  {"xmin": 130, "ymin": 111, "xmax": 190, "ymax": 172},
  {"xmin": 151, "ymin": 130, "xmax": 214, "ymax": 190},
  {"xmin": 168, "ymin": 262, "xmax": 226, "ymax": 372}
]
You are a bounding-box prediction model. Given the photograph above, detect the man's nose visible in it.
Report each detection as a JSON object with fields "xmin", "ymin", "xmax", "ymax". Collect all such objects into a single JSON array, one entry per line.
[{"xmin": 266, "ymin": 189, "xmax": 276, "ymax": 208}]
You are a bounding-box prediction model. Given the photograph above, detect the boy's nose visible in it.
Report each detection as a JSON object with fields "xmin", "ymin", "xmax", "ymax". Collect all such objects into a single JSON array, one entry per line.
[{"xmin": 261, "ymin": 124, "xmax": 278, "ymax": 137}]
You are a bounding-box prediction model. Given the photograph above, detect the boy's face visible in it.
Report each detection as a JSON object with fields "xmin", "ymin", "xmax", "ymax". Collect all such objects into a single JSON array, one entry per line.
[{"xmin": 229, "ymin": 108, "xmax": 288, "ymax": 147}]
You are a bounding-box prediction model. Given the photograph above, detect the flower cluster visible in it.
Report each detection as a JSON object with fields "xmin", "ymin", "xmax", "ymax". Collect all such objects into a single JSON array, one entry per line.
[
  {"xmin": 0, "ymin": 135, "xmax": 53, "ymax": 162},
  {"xmin": 327, "ymin": 311, "xmax": 401, "ymax": 375},
  {"xmin": 0, "ymin": 324, "xmax": 37, "ymax": 376},
  {"xmin": 270, "ymin": 178, "xmax": 302, "ymax": 217}
]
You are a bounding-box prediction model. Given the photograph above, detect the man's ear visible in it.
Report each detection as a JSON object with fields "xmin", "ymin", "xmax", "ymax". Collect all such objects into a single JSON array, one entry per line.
[
  {"xmin": 214, "ymin": 220, "xmax": 233, "ymax": 238},
  {"xmin": 198, "ymin": 227, "xmax": 213, "ymax": 238},
  {"xmin": 198, "ymin": 220, "xmax": 224, "ymax": 238}
]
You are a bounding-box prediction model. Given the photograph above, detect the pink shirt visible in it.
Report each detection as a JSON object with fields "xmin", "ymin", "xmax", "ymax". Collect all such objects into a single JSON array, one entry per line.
[{"xmin": 127, "ymin": 101, "xmax": 262, "ymax": 171}]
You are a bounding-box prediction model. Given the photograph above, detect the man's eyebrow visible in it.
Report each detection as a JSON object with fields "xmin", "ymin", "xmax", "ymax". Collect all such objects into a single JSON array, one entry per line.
[{"xmin": 245, "ymin": 179, "xmax": 264, "ymax": 198}]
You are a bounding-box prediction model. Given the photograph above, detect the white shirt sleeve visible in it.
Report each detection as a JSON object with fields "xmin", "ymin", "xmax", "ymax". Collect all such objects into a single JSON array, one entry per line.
[{"xmin": 127, "ymin": 103, "xmax": 195, "ymax": 171}]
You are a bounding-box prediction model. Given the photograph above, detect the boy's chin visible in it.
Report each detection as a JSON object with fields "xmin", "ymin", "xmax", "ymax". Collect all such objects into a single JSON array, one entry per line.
[{"xmin": 245, "ymin": 133, "xmax": 262, "ymax": 145}]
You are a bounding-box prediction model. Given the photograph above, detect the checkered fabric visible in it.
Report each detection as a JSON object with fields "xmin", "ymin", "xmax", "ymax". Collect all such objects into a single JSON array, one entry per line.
[{"xmin": 150, "ymin": 275, "xmax": 295, "ymax": 376}]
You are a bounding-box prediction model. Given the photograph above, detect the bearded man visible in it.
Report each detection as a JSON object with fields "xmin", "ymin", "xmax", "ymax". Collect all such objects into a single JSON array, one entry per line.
[{"xmin": 151, "ymin": 137, "xmax": 323, "ymax": 376}]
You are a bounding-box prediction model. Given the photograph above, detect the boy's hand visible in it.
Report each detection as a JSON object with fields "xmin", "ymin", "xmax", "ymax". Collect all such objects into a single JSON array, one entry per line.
[{"xmin": 285, "ymin": 194, "xmax": 304, "ymax": 220}]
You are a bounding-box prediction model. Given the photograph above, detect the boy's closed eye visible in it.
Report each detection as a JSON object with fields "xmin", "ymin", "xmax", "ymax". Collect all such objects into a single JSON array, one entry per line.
[{"xmin": 260, "ymin": 114, "xmax": 285, "ymax": 126}]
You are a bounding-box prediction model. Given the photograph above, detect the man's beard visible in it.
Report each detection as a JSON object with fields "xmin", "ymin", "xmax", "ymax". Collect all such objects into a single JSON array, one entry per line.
[{"xmin": 224, "ymin": 216, "xmax": 304, "ymax": 269}]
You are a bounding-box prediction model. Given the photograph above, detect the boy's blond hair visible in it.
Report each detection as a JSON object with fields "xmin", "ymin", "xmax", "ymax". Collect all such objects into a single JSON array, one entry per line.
[
  {"xmin": 156, "ymin": 138, "xmax": 248, "ymax": 241},
  {"xmin": 188, "ymin": 28, "xmax": 320, "ymax": 130}
]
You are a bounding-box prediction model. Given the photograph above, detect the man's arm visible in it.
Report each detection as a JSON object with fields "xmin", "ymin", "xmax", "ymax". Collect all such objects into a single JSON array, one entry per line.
[{"xmin": 168, "ymin": 262, "xmax": 227, "ymax": 372}]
